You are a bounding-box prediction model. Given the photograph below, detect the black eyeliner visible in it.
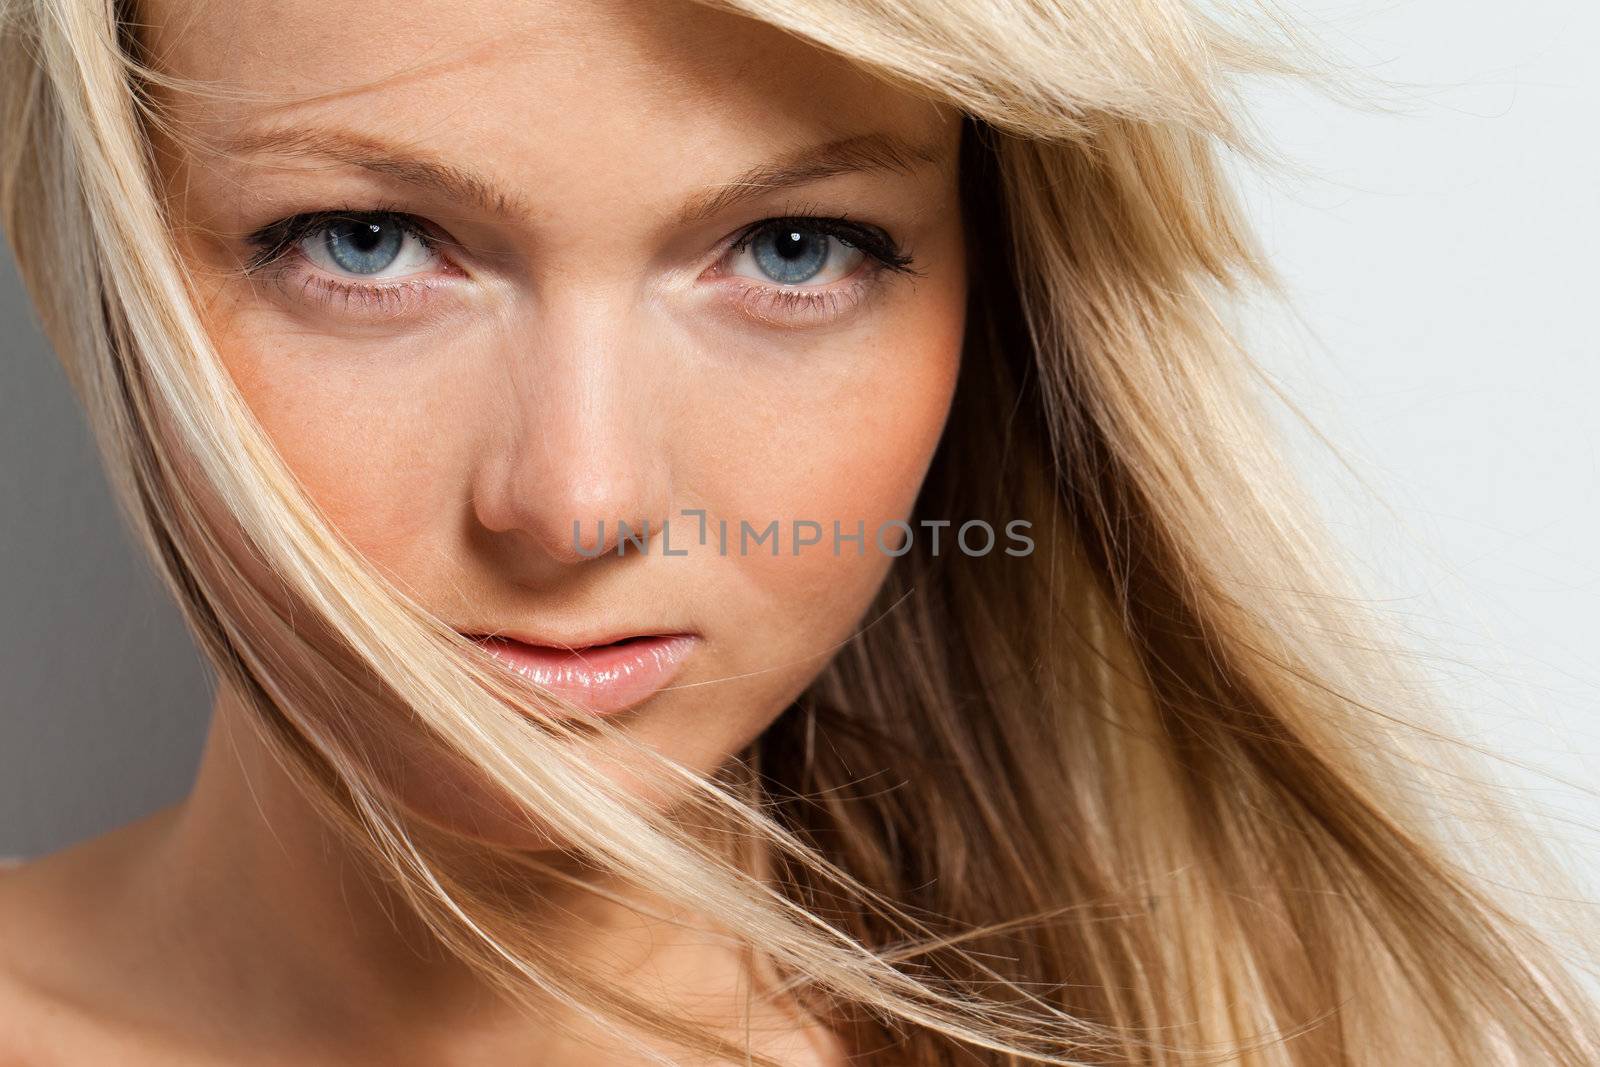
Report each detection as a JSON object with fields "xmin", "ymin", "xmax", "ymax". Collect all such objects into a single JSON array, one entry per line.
[
  {"xmin": 241, "ymin": 207, "xmax": 918, "ymax": 278},
  {"xmin": 242, "ymin": 208, "xmax": 428, "ymax": 272},
  {"xmin": 732, "ymin": 215, "xmax": 921, "ymax": 276}
]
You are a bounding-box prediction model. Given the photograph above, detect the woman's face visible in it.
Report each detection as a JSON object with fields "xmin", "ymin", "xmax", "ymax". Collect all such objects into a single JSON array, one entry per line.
[{"xmin": 147, "ymin": 0, "xmax": 967, "ymax": 839}]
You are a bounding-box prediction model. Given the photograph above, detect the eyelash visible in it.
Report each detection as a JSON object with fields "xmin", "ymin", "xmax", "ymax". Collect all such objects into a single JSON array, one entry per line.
[
  {"xmin": 242, "ymin": 206, "xmax": 451, "ymax": 316},
  {"xmin": 720, "ymin": 212, "xmax": 918, "ymax": 323},
  {"xmin": 240, "ymin": 207, "xmax": 919, "ymax": 325}
]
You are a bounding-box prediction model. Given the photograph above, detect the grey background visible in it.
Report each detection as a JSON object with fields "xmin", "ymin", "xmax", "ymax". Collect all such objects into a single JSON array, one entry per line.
[
  {"xmin": 0, "ymin": 252, "xmax": 210, "ymax": 858},
  {"xmin": 3, "ymin": 0, "xmax": 1597, "ymax": 868}
]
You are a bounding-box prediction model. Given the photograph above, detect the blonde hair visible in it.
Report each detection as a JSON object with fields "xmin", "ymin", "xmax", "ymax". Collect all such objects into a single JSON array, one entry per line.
[{"xmin": 4, "ymin": 0, "xmax": 1598, "ymax": 1062}]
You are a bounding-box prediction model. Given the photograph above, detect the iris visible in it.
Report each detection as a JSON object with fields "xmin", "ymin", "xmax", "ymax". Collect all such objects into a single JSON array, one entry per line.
[
  {"xmin": 750, "ymin": 226, "xmax": 832, "ymax": 284},
  {"xmin": 322, "ymin": 218, "xmax": 406, "ymax": 275}
]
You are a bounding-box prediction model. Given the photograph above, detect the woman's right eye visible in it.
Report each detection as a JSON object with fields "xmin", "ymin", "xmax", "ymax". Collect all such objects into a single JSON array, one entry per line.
[
  {"xmin": 294, "ymin": 214, "xmax": 441, "ymax": 281},
  {"xmin": 249, "ymin": 209, "xmax": 448, "ymax": 279},
  {"xmin": 242, "ymin": 211, "xmax": 461, "ymax": 319}
]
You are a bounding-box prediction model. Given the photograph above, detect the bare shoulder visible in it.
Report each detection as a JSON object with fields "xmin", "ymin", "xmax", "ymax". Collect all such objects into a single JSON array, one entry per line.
[
  {"xmin": 0, "ymin": 855, "xmax": 104, "ymax": 1066},
  {"xmin": 0, "ymin": 817, "xmax": 192, "ymax": 1066},
  {"xmin": 0, "ymin": 958, "xmax": 152, "ymax": 1067}
]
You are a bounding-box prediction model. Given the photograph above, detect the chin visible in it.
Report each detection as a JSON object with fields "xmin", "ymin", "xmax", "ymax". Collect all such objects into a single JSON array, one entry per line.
[{"xmin": 371, "ymin": 726, "xmax": 701, "ymax": 853}]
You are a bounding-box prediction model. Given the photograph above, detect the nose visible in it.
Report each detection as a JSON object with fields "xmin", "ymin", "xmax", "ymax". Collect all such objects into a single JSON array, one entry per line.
[{"xmin": 470, "ymin": 298, "xmax": 674, "ymax": 568}]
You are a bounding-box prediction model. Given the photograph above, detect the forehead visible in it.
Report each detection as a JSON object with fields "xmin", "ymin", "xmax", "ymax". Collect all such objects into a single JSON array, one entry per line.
[{"xmin": 139, "ymin": 0, "xmax": 954, "ymax": 165}]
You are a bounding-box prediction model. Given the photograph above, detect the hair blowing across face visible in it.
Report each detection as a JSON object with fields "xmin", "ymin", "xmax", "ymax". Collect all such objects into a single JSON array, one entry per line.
[{"xmin": 3, "ymin": 0, "xmax": 1599, "ymax": 1063}]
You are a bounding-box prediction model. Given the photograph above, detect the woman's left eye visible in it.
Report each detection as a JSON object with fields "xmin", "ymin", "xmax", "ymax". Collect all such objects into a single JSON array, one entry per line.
[
  {"xmin": 726, "ymin": 224, "xmax": 866, "ymax": 286},
  {"xmin": 713, "ymin": 216, "xmax": 916, "ymax": 325}
]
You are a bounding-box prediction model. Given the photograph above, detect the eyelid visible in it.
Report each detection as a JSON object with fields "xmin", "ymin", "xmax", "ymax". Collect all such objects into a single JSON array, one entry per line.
[
  {"xmin": 706, "ymin": 212, "xmax": 918, "ymax": 327},
  {"xmin": 240, "ymin": 208, "xmax": 466, "ymax": 322},
  {"xmin": 723, "ymin": 212, "xmax": 916, "ymax": 276},
  {"xmin": 242, "ymin": 208, "xmax": 450, "ymax": 273}
]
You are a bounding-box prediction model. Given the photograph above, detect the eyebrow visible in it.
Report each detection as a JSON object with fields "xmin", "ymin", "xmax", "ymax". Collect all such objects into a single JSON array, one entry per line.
[
  {"xmin": 674, "ymin": 131, "xmax": 948, "ymax": 225},
  {"xmin": 222, "ymin": 126, "xmax": 949, "ymax": 226},
  {"xmin": 226, "ymin": 127, "xmax": 527, "ymax": 219}
]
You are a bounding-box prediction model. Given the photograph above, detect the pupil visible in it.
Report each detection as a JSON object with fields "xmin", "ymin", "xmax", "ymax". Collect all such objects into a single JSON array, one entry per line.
[
  {"xmin": 349, "ymin": 222, "xmax": 384, "ymax": 251},
  {"xmin": 778, "ymin": 231, "xmax": 807, "ymax": 258}
]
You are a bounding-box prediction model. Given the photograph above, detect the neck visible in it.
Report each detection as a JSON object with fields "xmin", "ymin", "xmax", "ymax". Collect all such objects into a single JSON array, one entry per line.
[{"xmin": 135, "ymin": 684, "xmax": 767, "ymax": 1058}]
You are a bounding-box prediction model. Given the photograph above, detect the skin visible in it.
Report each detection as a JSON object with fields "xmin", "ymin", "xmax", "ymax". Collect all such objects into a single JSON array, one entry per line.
[{"xmin": 0, "ymin": 0, "xmax": 967, "ymax": 1063}]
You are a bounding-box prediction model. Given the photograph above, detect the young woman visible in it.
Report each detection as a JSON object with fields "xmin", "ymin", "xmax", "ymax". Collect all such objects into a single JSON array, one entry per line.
[{"xmin": 1, "ymin": 0, "xmax": 1596, "ymax": 1063}]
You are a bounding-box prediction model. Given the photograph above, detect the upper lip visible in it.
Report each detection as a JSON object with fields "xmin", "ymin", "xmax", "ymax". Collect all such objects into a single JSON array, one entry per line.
[{"xmin": 456, "ymin": 628, "xmax": 691, "ymax": 652}]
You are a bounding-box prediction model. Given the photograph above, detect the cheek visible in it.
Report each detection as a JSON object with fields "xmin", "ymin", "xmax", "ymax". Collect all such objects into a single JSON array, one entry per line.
[
  {"xmin": 711, "ymin": 276, "xmax": 967, "ymax": 649},
  {"xmin": 204, "ymin": 308, "xmax": 467, "ymax": 569}
]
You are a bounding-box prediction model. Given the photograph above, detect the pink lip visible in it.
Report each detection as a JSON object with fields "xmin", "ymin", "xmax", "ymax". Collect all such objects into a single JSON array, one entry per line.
[{"xmin": 465, "ymin": 632, "xmax": 697, "ymax": 715}]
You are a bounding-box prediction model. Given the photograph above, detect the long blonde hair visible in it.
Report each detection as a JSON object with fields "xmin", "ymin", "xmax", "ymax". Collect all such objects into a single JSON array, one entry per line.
[{"xmin": 4, "ymin": 0, "xmax": 1598, "ymax": 1062}]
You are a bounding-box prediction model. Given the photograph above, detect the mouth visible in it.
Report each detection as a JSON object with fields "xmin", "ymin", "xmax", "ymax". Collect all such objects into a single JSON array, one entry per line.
[{"xmin": 458, "ymin": 631, "xmax": 699, "ymax": 716}]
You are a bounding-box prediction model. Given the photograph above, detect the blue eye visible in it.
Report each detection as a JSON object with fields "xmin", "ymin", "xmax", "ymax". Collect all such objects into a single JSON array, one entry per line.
[
  {"xmin": 322, "ymin": 218, "xmax": 406, "ymax": 275},
  {"xmin": 276, "ymin": 213, "xmax": 441, "ymax": 281},
  {"xmin": 751, "ymin": 226, "xmax": 834, "ymax": 283},
  {"xmin": 730, "ymin": 221, "xmax": 868, "ymax": 287}
]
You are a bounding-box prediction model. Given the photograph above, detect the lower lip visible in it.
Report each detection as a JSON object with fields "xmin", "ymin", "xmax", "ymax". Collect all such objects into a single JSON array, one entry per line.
[{"xmin": 467, "ymin": 633, "xmax": 697, "ymax": 715}]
